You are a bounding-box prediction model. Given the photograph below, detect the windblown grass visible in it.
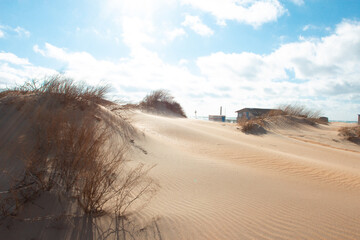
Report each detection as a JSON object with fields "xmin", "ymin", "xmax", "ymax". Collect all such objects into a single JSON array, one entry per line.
[
  {"xmin": 139, "ymin": 89, "xmax": 186, "ymax": 117},
  {"xmin": 277, "ymin": 104, "xmax": 321, "ymax": 119},
  {"xmin": 238, "ymin": 104, "xmax": 325, "ymax": 134},
  {"xmin": 0, "ymin": 75, "xmax": 109, "ymax": 107},
  {"xmin": 238, "ymin": 118, "xmax": 267, "ymax": 134},
  {"xmin": 0, "ymin": 76, "xmax": 158, "ymax": 220},
  {"xmin": 338, "ymin": 126, "xmax": 360, "ymax": 144}
]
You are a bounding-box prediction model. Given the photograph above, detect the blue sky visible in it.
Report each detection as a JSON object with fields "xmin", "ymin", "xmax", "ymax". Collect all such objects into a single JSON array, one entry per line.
[{"xmin": 1, "ymin": 0, "xmax": 360, "ymax": 120}]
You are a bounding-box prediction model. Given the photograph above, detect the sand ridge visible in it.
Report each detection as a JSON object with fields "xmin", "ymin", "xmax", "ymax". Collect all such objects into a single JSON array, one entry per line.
[{"xmin": 129, "ymin": 111, "xmax": 360, "ymax": 240}]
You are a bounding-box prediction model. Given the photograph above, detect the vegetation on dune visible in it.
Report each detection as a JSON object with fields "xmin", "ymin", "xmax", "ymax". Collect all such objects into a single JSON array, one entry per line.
[
  {"xmin": 0, "ymin": 75, "xmax": 109, "ymax": 106},
  {"xmin": 338, "ymin": 126, "xmax": 360, "ymax": 144},
  {"xmin": 276, "ymin": 104, "xmax": 321, "ymax": 119},
  {"xmin": 0, "ymin": 76, "xmax": 158, "ymax": 221},
  {"xmin": 139, "ymin": 89, "xmax": 187, "ymax": 118},
  {"xmin": 238, "ymin": 104, "xmax": 325, "ymax": 134},
  {"xmin": 238, "ymin": 118, "xmax": 267, "ymax": 134}
]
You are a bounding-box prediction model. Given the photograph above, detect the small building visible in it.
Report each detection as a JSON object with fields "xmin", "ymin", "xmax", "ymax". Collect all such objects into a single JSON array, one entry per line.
[
  {"xmin": 236, "ymin": 108, "xmax": 276, "ymax": 121},
  {"xmin": 319, "ymin": 117, "xmax": 329, "ymax": 123},
  {"xmin": 209, "ymin": 115, "xmax": 226, "ymax": 122}
]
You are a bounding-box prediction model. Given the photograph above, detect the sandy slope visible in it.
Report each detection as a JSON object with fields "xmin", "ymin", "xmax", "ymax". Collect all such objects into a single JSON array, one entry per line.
[
  {"xmin": 1, "ymin": 103, "xmax": 360, "ymax": 239},
  {"xmin": 129, "ymin": 112, "xmax": 360, "ymax": 240}
]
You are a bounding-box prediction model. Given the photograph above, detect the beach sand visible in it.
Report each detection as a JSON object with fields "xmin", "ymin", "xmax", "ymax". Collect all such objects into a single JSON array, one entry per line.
[
  {"xmin": 129, "ymin": 112, "xmax": 360, "ymax": 240},
  {"xmin": 1, "ymin": 104, "xmax": 360, "ymax": 239}
]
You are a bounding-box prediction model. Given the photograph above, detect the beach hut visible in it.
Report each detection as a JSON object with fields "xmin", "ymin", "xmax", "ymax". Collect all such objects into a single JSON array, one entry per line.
[
  {"xmin": 209, "ymin": 106, "xmax": 226, "ymax": 122},
  {"xmin": 319, "ymin": 117, "xmax": 329, "ymax": 123},
  {"xmin": 209, "ymin": 115, "xmax": 226, "ymax": 122},
  {"xmin": 236, "ymin": 108, "xmax": 275, "ymax": 121}
]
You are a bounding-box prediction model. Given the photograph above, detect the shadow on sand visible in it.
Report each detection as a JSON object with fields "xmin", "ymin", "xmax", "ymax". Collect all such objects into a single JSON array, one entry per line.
[{"xmin": 65, "ymin": 213, "xmax": 163, "ymax": 240}]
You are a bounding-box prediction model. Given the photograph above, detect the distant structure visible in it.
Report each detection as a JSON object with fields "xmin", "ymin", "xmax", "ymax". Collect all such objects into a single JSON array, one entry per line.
[
  {"xmin": 236, "ymin": 108, "xmax": 277, "ymax": 122},
  {"xmin": 209, "ymin": 115, "xmax": 226, "ymax": 122},
  {"xmin": 319, "ymin": 117, "xmax": 329, "ymax": 123},
  {"xmin": 358, "ymin": 114, "xmax": 360, "ymax": 125},
  {"xmin": 209, "ymin": 106, "xmax": 226, "ymax": 122}
]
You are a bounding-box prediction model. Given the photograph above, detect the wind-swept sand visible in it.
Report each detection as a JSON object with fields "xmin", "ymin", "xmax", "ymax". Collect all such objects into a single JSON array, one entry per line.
[
  {"xmin": 1, "ymin": 103, "xmax": 360, "ymax": 239},
  {"xmin": 128, "ymin": 112, "xmax": 360, "ymax": 240}
]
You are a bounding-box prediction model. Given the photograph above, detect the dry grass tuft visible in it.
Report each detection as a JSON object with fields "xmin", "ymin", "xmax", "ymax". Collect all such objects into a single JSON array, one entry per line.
[
  {"xmin": 0, "ymin": 75, "xmax": 109, "ymax": 107},
  {"xmin": 139, "ymin": 89, "xmax": 186, "ymax": 117},
  {"xmin": 238, "ymin": 118, "xmax": 267, "ymax": 134},
  {"xmin": 0, "ymin": 76, "xmax": 158, "ymax": 220},
  {"xmin": 238, "ymin": 104, "xmax": 325, "ymax": 134},
  {"xmin": 277, "ymin": 104, "xmax": 321, "ymax": 119},
  {"xmin": 338, "ymin": 126, "xmax": 360, "ymax": 143}
]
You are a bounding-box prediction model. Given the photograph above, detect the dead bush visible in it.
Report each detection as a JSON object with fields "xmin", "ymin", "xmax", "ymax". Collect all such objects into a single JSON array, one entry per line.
[
  {"xmin": 338, "ymin": 126, "xmax": 360, "ymax": 143},
  {"xmin": 241, "ymin": 121, "xmax": 257, "ymax": 133},
  {"xmin": 114, "ymin": 164, "xmax": 158, "ymax": 217},
  {"xmin": 0, "ymin": 172, "xmax": 42, "ymax": 219},
  {"xmin": 139, "ymin": 89, "xmax": 186, "ymax": 117},
  {"xmin": 0, "ymin": 77, "xmax": 158, "ymax": 220},
  {"xmin": 0, "ymin": 75, "xmax": 109, "ymax": 107},
  {"xmin": 277, "ymin": 104, "xmax": 321, "ymax": 119},
  {"xmin": 262, "ymin": 104, "xmax": 326, "ymax": 126},
  {"xmin": 238, "ymin": 118, "xmax": 267, "ymax": 134}
]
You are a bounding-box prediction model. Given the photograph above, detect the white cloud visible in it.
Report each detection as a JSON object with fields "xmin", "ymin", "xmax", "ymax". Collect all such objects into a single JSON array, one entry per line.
[
  {"xmin": 182, "ymin": 15, "xmax": 214, "ymax": 36},
  {"xmin": 178, "ymin": 59, "xmax": 188, "ymax": 65},
  {"xmin": 121, "ymin": 16, "xmax": 155, "ymax": 51},
  {"xmin": 166, "ymin": 28, "xmax": 186, "ymax": 41},
  {"xmin": 14, "ymin": 26, "xmax": 31, "ymax": 38},
  {"xmin": 0, "ymin": 52, "xmax": 30, "ymax": 65},
  {"xmin": 30, "ymin": 18, "xmax": 360, "ymax": 120},
  {"xmin": 33, "ymin": 45, "xmax": 45, "ymax": 56},
  {"xmin": 32, "ymin": 42, "xmax": 243, "ymax": 117},
  {"xmin": 302, "ymin": 24, "xmax": 312, "ymax": 31},
  {"xmin": 101, "ymin": 0, "xmax": 181, "ymax": 56},
  {"xmin": 196, "ymin": 20, "xmax": 360, "ymax": 119},
  {"xmin": 8, "ymin": 19, "xmax": 356, "ymax": 120},
  {"xmin": 199, "ymin": 20, "xmax": 360, "ymax": 86},
  {"xmin": 32, "ymin": 43, "xmax": 208, "ymax": 103},
  {"xmin": 0, "ymin": 52, "xmax": 57, "ymax": 88},
  {"xmin": 180, "ymin": 0, "xmax": 286, "ymax": 27},
  {"xmin": 25, "ymin": 19, "xmax": 360, "ymax": 120},
  {"xmin": 0, "ymin": 25, "xmax": 31, "ymax": 38},
  {"xmin": 302, "ymin": 24, "xmax": 324, "ymax": 32},
  {"xmin": 103, "ymin": 0, "xmax": 176, "ymax": 20}
]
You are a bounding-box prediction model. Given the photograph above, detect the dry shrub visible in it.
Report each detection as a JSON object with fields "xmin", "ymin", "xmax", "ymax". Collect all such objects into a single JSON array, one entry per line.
[
  {"xmin": 338, "ymin": 126, "xmax": 360, "ymax": 143},
  {"xmin": 262, "ymin": 104, "xmax": 325, "ymax": 127},
  {"xmin": 0, "ymin": 77, "xmax": 158, "ymax": 219},
  {"xmin": 0, "ymin": 171, "xmax": 42, "ymax": 218},
  {"xmin": 238, "ymin": 118, "xmax": 266, "ymax": 134},
  {"xmin": 0, "ymin": 75, "xmax": 108, "ymax": 107},
  {"xmin": 278, "ymin": 104, "xmax": 321, "ymax": 119},
  {"xmin": 114, "ymin": 164, "xmax": 157, "ymax": 217},
  {"xmin": 139, "ymin": 89, "xmax": 186, "ymax": 117},
  {"xmin": 237, "ymin": 104, "xmax": 323, "ymax": 134},
  {"xmin": 267, "ymin": 109, "xmax": 285, "ymax": 117},
  {"xmin": 241, "ymin": 121, "xmax": 257, "ymax": 133}
]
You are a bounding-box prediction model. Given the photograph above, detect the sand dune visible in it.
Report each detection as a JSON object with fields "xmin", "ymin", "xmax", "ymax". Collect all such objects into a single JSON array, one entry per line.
[
  {"xmin": 129, "ymin": 112, "xmax": 360, "ymax": 240},
  {"xmin": 1, "ymin": 102, "xmax": 360, "ymax": 239}
]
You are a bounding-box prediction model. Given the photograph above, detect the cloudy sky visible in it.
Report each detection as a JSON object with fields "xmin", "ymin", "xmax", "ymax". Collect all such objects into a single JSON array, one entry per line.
[{"xmin": 1, "ymin": 0, "xmax": 360, "ymax": 120}]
